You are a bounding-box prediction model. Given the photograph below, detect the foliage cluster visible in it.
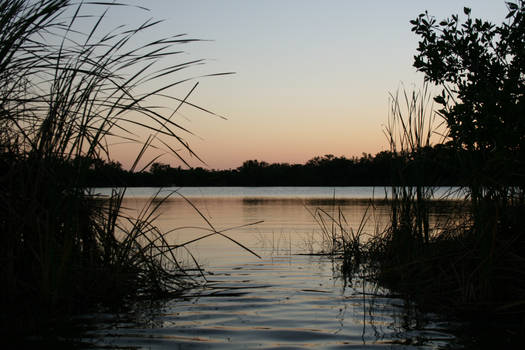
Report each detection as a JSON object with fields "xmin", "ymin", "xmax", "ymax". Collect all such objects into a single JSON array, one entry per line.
[
  {"xmin": 315, "ymin": 2, "xmax": 524, "ymax": 342},
  {"xmin": 368, "ymin": 1, "xmax": 525, "ymax": 338},
  {"xmin": 412, "ymin": 0, "xmax": 525, "ymax": 191}
]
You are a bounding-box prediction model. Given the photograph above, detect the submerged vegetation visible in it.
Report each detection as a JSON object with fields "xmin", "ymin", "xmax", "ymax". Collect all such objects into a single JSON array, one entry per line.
[{"xmin": 0, "ymin": 0, "xmax": 239, "ymax": 335}]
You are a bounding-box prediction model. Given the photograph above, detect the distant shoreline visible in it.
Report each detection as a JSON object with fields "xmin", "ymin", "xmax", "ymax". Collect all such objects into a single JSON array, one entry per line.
[{"xmin": 83, "ymin": 146, "xmax": 477, "ymax": 187}]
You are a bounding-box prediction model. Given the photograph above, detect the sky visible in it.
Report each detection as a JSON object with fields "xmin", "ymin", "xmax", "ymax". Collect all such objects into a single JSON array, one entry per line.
[{"xmin": 94, "ymin": 1, "xmax": 508, "ymax": 170}]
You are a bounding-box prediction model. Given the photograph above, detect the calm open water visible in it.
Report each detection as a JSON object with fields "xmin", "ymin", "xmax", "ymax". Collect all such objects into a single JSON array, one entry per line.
[{"xmin": 80, "ymin": 187, "xmax": 464, "ymax": 349}]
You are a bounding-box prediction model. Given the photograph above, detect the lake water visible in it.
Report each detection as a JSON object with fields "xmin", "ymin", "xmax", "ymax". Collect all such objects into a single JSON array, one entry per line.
[{"xmin": 81, "ymin": 187, "xmax": 464, "ymax": 349}]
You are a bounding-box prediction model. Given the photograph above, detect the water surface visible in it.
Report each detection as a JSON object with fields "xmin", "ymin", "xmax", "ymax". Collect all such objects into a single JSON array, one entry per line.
[
  {"xmin": 82, "ymin": 187, "xmax": 461, "ymax": 349},
  {"xmin": 93, "ymin": 186, "xmax": 464, "ymax": 200}
]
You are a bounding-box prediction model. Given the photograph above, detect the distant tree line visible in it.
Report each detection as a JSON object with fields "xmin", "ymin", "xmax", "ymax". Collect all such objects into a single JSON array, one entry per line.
[{"xmin": 81, "ymin": 143, "xmax": 487, "ymax": 187}]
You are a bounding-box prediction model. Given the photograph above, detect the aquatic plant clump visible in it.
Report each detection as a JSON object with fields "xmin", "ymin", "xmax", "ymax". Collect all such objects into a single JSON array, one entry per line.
[
  {"xmin": 396, "ymin": 0, "xmax": 525, "ymax": 312},
  {"xmin": 317, "ymin": 5, "xmax": 524, "ymax": 342},
  {"xmin": 348, "ymin": 1, "xmax": 525, "ymax": 340},
  {"xmin": 0, "ymin": 0, "xmax": 230, "ymax": 334}
]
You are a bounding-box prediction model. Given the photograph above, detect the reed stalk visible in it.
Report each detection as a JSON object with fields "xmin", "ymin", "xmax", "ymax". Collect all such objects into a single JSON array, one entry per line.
[
  {"xmin": 373, "ymin": 82, "xmax": 525, "ymax": 331},
  {"xmin": 0, "ymin": 0, "xmax": 241, "ymax": 335},
  {"xmin": 384, "ymin": 83, "xmax": 443, "ymax": 247},
  {"xmin": 306, "ymin": 197, "xmax": 376, "ymax": 276}
]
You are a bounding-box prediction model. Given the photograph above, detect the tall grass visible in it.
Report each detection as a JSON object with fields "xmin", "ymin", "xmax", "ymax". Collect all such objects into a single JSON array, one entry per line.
[
  {"xmin": 368, "ymin": 84, "xmax": 463, "ymax": 304},
  {"xmin": 0, "ymin": 0, "xmax": 236, "ymax": 334},
  {"xmin": 371, "ymin": 84, "xmax": 525, "ymax": 332},
  {"xmin": 384, "ymin": 83, "xmax": 443, "ymax": 247},
  {"xmin": 305, "ymin": 197, "xmax": 379, "ymax": 277},
  {"xmin": 321, "ymin": 84, "xmax": 523, "ymax": 325},
  {"xmin": 365, "ymin": 83, "xmax": 448, "ymax": 293}
]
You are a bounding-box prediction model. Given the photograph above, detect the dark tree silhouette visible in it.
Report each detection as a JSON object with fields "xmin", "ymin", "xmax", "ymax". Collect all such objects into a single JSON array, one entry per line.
[{"xmin": 411, "ymin": 1, "xmax": 525, "ymax": 188}]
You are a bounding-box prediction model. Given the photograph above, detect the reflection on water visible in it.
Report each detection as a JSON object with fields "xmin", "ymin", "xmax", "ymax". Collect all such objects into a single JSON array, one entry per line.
[
  {"xmin": 81, "ymin": 256, "xmax": 456, "ymax": 349},
  {"xmin": 93, "ymin": 186, "xmax": 466, "ymax": 201},
  {"xmin": 80, "ymin": 188, "xmax": 462, "ymax": 349}
]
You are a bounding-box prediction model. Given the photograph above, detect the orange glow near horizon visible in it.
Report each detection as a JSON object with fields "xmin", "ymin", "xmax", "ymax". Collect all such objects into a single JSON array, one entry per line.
[
  {"xmin": 108, "ymin": 87, "xmax": 392, "ymax": 170},
  {"xmin": 95, "ymin": 1, "xmax": 506, "ymax": 171}
]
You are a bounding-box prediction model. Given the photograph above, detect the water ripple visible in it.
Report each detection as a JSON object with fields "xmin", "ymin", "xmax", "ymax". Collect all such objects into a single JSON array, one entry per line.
[{"xmin": 79, "ymin": 255, "xmax": 459, "ymax": 349}]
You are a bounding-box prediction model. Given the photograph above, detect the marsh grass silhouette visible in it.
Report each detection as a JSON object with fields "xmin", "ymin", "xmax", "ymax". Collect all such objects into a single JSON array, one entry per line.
[
  {"xmin": 330, "ymin": 2, "xmax": 525, "ymax": 340},
  {"xmin": 323, "ymin": 83, "xmax": 524, "ymax": 342},
  {"xmin": 383, "ymin": 1, "xmax": 525, "ymax": 322},
  {"xmin": 0, "ymin": 0, "xmax": 257, "ymax": 337}
]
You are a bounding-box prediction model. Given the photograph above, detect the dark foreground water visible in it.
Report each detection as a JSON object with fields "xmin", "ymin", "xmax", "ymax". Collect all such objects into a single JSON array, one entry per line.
[
  {"xmin": 80, "ymin": 255, "xmax": 457, "ymax": 349},
  {"xmin": 79, "ymin": 187, "xmax": 464, "ymax": 349}
]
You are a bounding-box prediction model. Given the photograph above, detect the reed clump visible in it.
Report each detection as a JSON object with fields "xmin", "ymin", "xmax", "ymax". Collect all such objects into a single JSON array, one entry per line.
[
  {"xmin": 367, "ymin": 83, "xmax": 524, "ymax": 335},
  {"xmin": 333, "ymin": 4, "xmax": 525, "ymax": 339},
  {"xmin": 305, "ymin": 199, "xmax": 374, "ymax": 276},
  {"xmin": 0, "ymin": 0, "xmax": 230, "ymax": 335},
  {"xmin": 370, "ymin": 2, "xmax": 525, "ymax": 333},
  {"xmin": 321, "ymin": 82, "xmax": 525, "ymax": 341}
]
